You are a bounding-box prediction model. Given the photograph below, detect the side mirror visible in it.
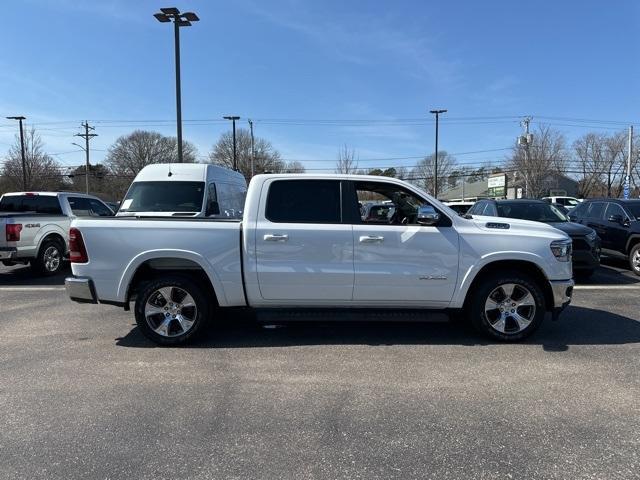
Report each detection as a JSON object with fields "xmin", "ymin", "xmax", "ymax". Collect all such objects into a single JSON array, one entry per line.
[
  {"xmin": 206, "ymin": 201, "xmax": 220, "ymax": 216},
  {"xmin": 608, "ymin": 214, "xmax": 624, "ymax": 224},
  {"xmin": 417, "ymin": 212, "xmax": 440, "ymax": 226}
]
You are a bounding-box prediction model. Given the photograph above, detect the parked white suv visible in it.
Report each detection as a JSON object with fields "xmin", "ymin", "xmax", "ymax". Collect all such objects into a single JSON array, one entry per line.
[
  {"xmin": 66, "ymin": 174, "xmax": 575, "ymax": 344},
  {"xmin": 0, "ymin": 192, "xmax": 113, "ymax": 275}
]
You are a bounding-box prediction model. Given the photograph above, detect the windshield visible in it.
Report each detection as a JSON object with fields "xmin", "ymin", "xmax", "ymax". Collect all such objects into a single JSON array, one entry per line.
[
  {"xmin": 120, "ymin": 181, "xmax": 205, "ymax": 213},
  {"xmin": 496, "ymin": 202, "xmax": 568, "ymax": 223}
]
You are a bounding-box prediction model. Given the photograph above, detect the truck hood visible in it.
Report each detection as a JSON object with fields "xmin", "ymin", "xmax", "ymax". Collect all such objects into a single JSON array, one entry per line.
[
  {"xmin": 547, "ymin": 221, "xmax": 594, "ymax": 237},
  {"xmin": 469, "ymin": 215, "xmax": 569, "ymax": 240}
]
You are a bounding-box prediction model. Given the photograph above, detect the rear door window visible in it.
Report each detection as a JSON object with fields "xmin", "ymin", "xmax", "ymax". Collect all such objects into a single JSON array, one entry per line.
[
  {"xmin": 587, "ymin": 202, "xmax": 606, "ymax": 220},
  {"xmin": 68, "ymin": 197, "xmax": 92, "ymax": 216},
  {"xmin": 605, "ymin": 203, "xmax": 627, "ymax": 221},
  {"xmin": 266, "ymin": 180, "xmax": 341, "ymax": 223}
]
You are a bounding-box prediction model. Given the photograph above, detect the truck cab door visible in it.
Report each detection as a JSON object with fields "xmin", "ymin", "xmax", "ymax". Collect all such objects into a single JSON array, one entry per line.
[
  {"xmin": 347, "ymin": 181, "xmax": 459, "ymax": 307},
  {"xmin": 252, "ymin": 179, "xmax": 354, "ymax": 303}
]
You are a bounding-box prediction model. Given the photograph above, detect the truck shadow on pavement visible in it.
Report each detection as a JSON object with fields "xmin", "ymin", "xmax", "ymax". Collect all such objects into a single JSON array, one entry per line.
[
  {"xmin": 0, "ymin": 263, "xmax": 68, "ymax": 286},
  {"xmin": 115, "ymin": 305, "xmax": 640, "ymax": 352},
  {"xmin": 578, "ymin": 256, "xmax": 640, "ymax": 285}
]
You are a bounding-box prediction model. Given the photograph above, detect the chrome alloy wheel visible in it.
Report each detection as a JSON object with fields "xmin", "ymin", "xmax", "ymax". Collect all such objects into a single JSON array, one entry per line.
[
  {"xmin": 484, "ymin": 283, "xmax": 536, "ymax": 335},
  {"xmin": 43, "ymin": 246, "xmax": 61, "ymax": 272},
  {"xmin": 633, "ymin": 250, "xmax": 640, "ymax": 272},
  {"xmin": 144, "ymin": 286, "xmax": 197, "ymax": 338}
]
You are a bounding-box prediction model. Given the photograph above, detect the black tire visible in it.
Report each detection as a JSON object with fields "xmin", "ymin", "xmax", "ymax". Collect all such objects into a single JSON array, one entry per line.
[
  {"xmin": 33, "ymin": 239, "xmax": 65, "ymax": 276},
  {"xmin": 134, "ymin": 275, "xmax": 211, "ymax": 346},
  {"xmin": 467, "ymin": 271, "xmax": 546, "ymax": 342},
  {"xmin": 629, "ymin": 244, "xmax": 640, "ymax": 277}
]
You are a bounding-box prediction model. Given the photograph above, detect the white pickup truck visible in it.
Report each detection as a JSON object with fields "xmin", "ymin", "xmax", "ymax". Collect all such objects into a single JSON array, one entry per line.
[
  {"xmin": 66, "ymin": 174, "xmax": 574, "ymax": 344},
  {"xmin": 0, "ymin": 192, "xmax": 114, "ymax": 274}
]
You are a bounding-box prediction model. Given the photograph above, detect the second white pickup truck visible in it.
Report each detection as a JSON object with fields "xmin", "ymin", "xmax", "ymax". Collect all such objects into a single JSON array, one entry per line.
[{"xmin": 66, "ymin": 173, "xmax": 574, "ymax": 344}]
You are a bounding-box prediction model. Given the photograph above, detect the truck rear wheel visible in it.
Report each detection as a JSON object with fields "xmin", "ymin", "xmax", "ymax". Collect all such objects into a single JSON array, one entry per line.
[
  {"xmin": 33, "ymin": 239, "xmax": 65, "ymax": 276},
  {"xmin": 467, "ymin": 271, "xmax": 545, "ymax": 342},
  {"xmin": 134, "ymin": 275, "xmax": 210, "ymax": 346}
]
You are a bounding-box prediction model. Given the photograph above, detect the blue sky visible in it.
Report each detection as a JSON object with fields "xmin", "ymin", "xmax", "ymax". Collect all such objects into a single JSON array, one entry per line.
[{"xmin": 0, "ymin": 0, "xmax": 638, "ymax": 173}]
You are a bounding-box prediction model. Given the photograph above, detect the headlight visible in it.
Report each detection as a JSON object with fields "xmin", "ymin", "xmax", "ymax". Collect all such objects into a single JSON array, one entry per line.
[
  {"xmin": 550, "ymin": 239, "xmax": 572, "ymax": 262},
  {"xmin": 586, "ymin": 230, "xmax": 597, "ymax": 242}
]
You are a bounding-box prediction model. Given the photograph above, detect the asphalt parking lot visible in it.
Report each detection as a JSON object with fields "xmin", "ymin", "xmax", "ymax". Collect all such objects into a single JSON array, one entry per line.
[{"xmin": 1, "ymin": 259, "xmax": 639, "ymax": 480}]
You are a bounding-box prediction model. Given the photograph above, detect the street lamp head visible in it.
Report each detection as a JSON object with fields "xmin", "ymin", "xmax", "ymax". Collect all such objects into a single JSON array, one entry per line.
[
  {"xmin": 223, "ymin": 116, "xmax": 241, "ymax": 121},
  {"xmin": 182, "ymin": 12, "xmax": 199, "ymax": 22},
  {"xmin": 160, "ymin": 7, "xmax": 180, "ymax": 15},
  {"xmin": 6, "ymin": 116, "xmax": 26, "ymax": 120},
  {"xmin": 153, "ymin": 12, "xmax": 171, "ymax": 22},
  {"xmin": 429, "ymin": 109, "xmax": 447, "ymax": 114}
]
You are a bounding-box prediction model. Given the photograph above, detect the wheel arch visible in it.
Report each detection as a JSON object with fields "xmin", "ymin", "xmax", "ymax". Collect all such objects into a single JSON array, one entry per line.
[
  {"xmin": 119, "ymin": 251, "xmax": 227, "ymax": 309},
  {"xmin": 625, "ymin": 234, "xmax": 640, "ymax": 254},
  {"xmin": 461, "ymin": 259, "xmax": 554, "ymax": 312}
]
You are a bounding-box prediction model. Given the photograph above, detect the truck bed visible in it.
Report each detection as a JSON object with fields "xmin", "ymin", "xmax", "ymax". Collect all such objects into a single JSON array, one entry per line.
[{"xmin": 70, "ymin": 217, "xmax": 245, "ymax": 307}]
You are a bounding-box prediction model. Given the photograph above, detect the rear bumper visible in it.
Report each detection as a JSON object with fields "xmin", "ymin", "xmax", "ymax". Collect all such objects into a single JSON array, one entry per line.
[
  {"xmin": 0, "ymin": 247, "xmax": 17, "ymax": 260},
  {"xmin": 549, "ymin": 279, "xmax": 574, "ymax": 320},
  {"xmin": 65, "ymin": 277, "xmax": 97, "ymax": 304}
]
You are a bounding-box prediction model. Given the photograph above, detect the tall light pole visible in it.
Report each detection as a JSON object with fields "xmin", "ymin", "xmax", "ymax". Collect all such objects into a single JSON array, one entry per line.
[
  {"xmin": 154, "ymin": 7, "xmax": 199, "ymax": 163},
  {"xmin": 6, "ymin": 116, "xmax": 27, "ymax": 190},
  {"xmin": 223, "ymin": 116, "xmax": 240, "ymax": 171},
  {"xmin": 429, "ymin": 109, "xmax": 447, "ymax": 197},
  {"xmin": 248, "ymin": 119, "xmax": 255, "ymax": 178}
]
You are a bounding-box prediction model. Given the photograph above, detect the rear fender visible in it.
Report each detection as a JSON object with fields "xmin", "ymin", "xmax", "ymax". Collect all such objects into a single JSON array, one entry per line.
[{"xmin": 117, "ymin": 249, "xmax": 230, "ymax": 306}]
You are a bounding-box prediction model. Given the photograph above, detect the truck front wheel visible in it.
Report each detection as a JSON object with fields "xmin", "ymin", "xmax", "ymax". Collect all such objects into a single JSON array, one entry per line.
[
  {"xmin": 468, "ymin": 272, "xmax": 546, "ymax": 342},
  {"xmin": 134, "ymin": 275, "xmax": 210, "ymax": 346}
]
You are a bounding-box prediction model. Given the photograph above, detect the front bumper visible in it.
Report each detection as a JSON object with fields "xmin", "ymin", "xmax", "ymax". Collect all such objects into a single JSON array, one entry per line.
[
  {"xmin": 65, "ymin": 277, "xmax": 97, "ymax": 304},
  {"xmin": 0, "ymin": 247, "xmax": 17, "ymax": 260},
  {"xmin": 549, "ymin": 279, "xmax": 574, "ymax": 320}
]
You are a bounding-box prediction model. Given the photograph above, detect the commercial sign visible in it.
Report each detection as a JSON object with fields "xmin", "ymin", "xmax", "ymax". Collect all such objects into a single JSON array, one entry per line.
[{"xmin": 487, "ymin": 174, "xmax": 507, "ymax": 198}]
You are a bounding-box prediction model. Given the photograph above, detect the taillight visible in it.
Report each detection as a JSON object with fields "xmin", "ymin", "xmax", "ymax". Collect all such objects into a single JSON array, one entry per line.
[
  {"xmin": 69, "ymin": 228, "xmax": 88, "ymax": 263},
  {"xmin": 6, "ymin": 224, "xmax": 22, "ymax": 242}
]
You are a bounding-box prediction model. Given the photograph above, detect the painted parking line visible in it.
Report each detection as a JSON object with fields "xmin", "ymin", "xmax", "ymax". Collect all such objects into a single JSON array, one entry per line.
[{"xmin": 0, "ymin": 286, "xmax": 66, "ymax": 291}]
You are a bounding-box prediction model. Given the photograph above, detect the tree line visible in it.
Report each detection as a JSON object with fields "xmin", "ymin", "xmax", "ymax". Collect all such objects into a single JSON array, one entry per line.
[
  {"xmin": 0, "ymin": 127, "xmax": 303, "ymax": 200},
  {"xmin": 335, "ymin": 124, "xmax": 639, "ymax": 198},
  {"xmin": 1, "ymin": 124, "xmax": 637, "ymax": 201}
]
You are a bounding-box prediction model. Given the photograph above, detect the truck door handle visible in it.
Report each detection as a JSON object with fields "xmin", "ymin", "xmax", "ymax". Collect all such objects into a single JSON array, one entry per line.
[
  {"xmin": 359, "ymin": 235, "xmax": 384, "ymax": 243},
  {"xmin": 264, "ymin": 234, "xmax": 289, "ymax": 242}
]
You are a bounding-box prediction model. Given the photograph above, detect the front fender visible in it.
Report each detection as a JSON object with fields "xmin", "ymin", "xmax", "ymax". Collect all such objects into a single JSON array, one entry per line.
[
  {"xmin": 450, "ymin": 251, "xmax": 552, "ymax": 308},
  {"xmin": 117, "ymin": 249, "xmax": 230, "ymax": 306}
]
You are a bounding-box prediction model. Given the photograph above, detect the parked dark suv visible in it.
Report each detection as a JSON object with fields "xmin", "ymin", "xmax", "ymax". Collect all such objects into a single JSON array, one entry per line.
[
  {"xmin": 468, "ymin": 199, "xmax": 601, "ymax": 277},
  {"xmin": 568, "ymin": 199, "xmax": 640, "ymax": 276}
]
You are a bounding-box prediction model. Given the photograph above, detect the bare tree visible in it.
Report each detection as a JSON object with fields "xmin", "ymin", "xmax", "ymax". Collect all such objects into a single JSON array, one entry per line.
[
  {"xmin": 104, "ymin": 130, "xmax": 197, "ymax": 177},
  {"xmin": 573, "ymin": 132, "xmax": 606, "ymax": 197},
  {"xmin": 335, "ymin": 144, "xmax": 358, "ymax": 174},
  {"xmin": 101, "ymin": 130, "xmax": 197, "ymax": 200},
  {"xmin": 507, "ymin": 125, "xmax": 568, "ymax": 198},
  {"xmin": 208, "ymin": 128, "xmax": 285, "ymax": 181},
  {"xmin": 410, "ymin": 151, "xmax": 457, "ymax": 196},
  {"xmin": 0, "ymin": 127, "xmax": 63, "ymax": 193},
  {"xmin": 283, "ymin": 161, "xmax": 306, "ymax": 173},
  {"xmin": 602, "ymin": 132, "xmax": 627, "ymax": 197}
]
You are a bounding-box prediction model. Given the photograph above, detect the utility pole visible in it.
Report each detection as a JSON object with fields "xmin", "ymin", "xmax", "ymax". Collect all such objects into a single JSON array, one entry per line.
[
  {"xmin": 518, "ymin": 116, "xmax": 533, "ymax": 198},
  {"xmin": 6, "ymin": 116, "xmax": 27, "ymax": 190},
  {"xmin": 248, "ymin": 119, "xmax": 255, "ymax": 178},
  {"xmin": 429, "ymin": 109, "xmax": 447, "ymax": 198},
  {"xmin": 626, "ymin": 125, "xmax": 633, "ymax": 199},
  {"xmin": 223, "ymin": 116, "xmax": 240, "ymax": 171},
  {"xmin": 153, "ymin": 8, "xmax": 200, "ymax": 163},
  {"xmin": 73, "ymin": 121, "xmax": 97, "ymax": 194}
]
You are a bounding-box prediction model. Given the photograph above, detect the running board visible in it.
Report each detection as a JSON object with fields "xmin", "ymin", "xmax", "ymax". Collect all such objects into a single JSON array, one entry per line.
[{"xmin": 255, "ymin": 308, "xmax": 450, "ymax": 324}]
